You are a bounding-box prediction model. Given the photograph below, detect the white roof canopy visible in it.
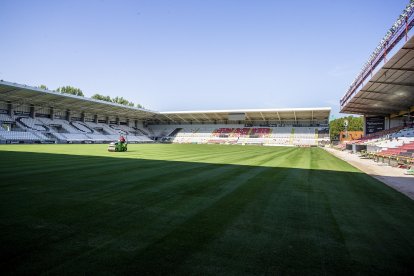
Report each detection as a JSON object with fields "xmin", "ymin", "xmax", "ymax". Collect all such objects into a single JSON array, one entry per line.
[{"xmin": 0, "ymin": 80, "xmax": 330, "ymax": 123}]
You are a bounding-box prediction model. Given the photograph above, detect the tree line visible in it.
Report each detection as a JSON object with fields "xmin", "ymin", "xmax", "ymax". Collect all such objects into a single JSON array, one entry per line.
[
  {"xmin": 91, "ymin": 94, "xmax": 144, "ymax": 108},
  {"xmin": 38, "ymin": 84, "xmax": 144, "ymax": 108},
  {"xmin": 329, "ymin": 116, "xmax": 363, "ymax": 141}
]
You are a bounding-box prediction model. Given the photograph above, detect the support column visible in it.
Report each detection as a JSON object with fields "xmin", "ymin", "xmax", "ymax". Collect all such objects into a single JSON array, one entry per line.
[
  {"xmin": 362, "ymin": 115, "xmax": 366, "ymax": 136},
  {"xmin": 66, "ymin": 110, "xmax": 71, "ymax": 121},
  {"xmin": 7, "ymin": 102, "xmax": 13, "ymax": 116},
  {"xmin": 50, "ymin": 107, "xmax": 54, "ymax": 120},
  {"xmin": 106, "ymin": 116, "xmax": 110, "ymax": 125},
  {"xmin": 30, "ymin": 105, "xmax": 35, "ymax": 119},
  {"xmin": 116, "ymin": 117, "xmax": 120, "ymax": 125},
  {"xmin": 389, "ymin": 115, "xmax": 392, "ymax": 129},
  {"xmin": 81, "ymin": 112, "xmax": 86, "ymax": 122},
  {"xmin": 94, "ymin": 114, "xmax": 98, "ymax": 123},
  {"xmin": 134, "ymin": 120, "xmax": 138, "ymax": 128},
  {"xmin": 384, "ymin": 116, "xmax": 390, "ymax": 130}
]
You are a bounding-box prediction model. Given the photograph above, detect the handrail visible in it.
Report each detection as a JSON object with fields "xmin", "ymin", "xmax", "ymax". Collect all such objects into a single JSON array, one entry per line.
[{"xmin": 340, "ymin": 1, "xmax": 414, "ymax": 108}]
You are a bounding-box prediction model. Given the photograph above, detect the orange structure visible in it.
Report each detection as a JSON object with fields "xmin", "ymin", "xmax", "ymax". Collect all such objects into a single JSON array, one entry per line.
[{"xmin": 339, "ymin": 131, "xmax": 363, "ymax": 142}]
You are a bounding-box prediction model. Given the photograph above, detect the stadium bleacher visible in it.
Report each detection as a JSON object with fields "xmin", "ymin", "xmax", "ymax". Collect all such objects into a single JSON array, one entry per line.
[
  {"xmin": 339, "ymin": 127, "xmax": 414, "ymax": 167},
  {"xmin": 0, "ymin": 115, "xmax": 154, "ymax": 144},
  {"xmin": 0, "ymin": 107, "xmax": 328, "ymax": 146},
  {"xmin": 0, "ymin": 131, "xmax": 42, "ymax": 142},
  {"xmin": 0, "ymin": 81, "xmax": 331, "ymax": 146},
  {"xmin": 149, "ymin": 124, "xmax": 324, "ymax": 146}
]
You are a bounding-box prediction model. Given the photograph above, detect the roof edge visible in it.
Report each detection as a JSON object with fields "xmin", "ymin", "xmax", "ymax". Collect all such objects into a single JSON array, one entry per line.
[
  {"xmin": 0, "ymin": 80, "xmax": 158, "ymax": 114},
  {"xmin": 161, "ymin": 107, "xmax": 331, "ymax": 114}
]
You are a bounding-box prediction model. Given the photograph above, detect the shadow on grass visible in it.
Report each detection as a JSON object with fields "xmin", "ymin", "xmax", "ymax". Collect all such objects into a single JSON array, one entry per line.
[{"xmin": 0, "ymin": 151, "xmax": 414, "ymax": 275}]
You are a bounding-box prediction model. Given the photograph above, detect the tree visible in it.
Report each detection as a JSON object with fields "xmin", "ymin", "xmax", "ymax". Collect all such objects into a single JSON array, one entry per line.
[
  {"xmin": 91, "ymin": 94, "xmax": 112, "ymax": 102},
  {"xmin": 56, "ymin": 86, "xmax": 84, "ymax": 97},
  {"xmin": 39, "ymin": 84, "xmax": 48, "ymax": 90},
  {"xmin": 112, "ymin": 96, "xmax": 134, "ymax": 107},
  {"xmin": 329, "ymin": 116, "xmax": 363, "ymax": 141},
  {"xmin": 91, "ymin": 94, "xmax": 144, "ymax": 108},
  {"xmin": 348, "ymin": 117, "xmax": 363, "ymax": 132}
]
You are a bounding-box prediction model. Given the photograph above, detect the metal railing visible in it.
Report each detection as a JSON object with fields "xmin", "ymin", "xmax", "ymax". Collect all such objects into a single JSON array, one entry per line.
[{"xmin": 340, "ymin": 1, "xmax": 414, "ymax": 108}]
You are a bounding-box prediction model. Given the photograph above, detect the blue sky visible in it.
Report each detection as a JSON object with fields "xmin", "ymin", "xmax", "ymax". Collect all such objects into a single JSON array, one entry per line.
[{"xmin": 0, "ymin": 0, "xmax": 409, "ymax": 117}]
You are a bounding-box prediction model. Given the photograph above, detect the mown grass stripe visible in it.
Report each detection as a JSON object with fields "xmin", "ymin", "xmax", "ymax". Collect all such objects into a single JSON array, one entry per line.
[{"xmin": 0, "ymin": 144, "xmax": 413, "ymax": 275}]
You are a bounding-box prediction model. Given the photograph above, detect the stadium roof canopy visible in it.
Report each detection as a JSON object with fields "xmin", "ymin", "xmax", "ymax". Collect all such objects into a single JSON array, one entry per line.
[
  {"xmin": 154, "ymin": 108, "xmax": 331, "ymax": 123},
  {"xmin": 340, "ymin": 2, "xmax": 414, "ymax": 116},
  {"xmin": 0, "ymin": 80, "xmax": 330, "ymax": 123},
  {"xmin": 0, "ymin": 80, "xmax": 156, "ymax": 120}
]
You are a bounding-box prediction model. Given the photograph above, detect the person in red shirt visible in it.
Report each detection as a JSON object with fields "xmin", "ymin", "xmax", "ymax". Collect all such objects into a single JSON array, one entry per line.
[{"xmin": 119, "ymin": 135, "xmax": 126, "ymax": 143}]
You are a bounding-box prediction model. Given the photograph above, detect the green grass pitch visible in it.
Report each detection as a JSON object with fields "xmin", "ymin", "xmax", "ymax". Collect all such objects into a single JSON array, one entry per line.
[{"xmin": 1, "ymin": 144, "xmax": 414, "ymax": 275}]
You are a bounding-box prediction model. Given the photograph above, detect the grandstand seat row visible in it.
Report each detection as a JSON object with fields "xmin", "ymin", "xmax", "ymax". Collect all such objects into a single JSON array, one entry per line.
[
  {"xmin": 0, "ymin": 115, "xmax": 153, "ymax": 143},
  {"xmin": 339, "ymin": 126, "xmax": 414, "ymax": 165},
  {"xmin": 0, "ymin": 116, "xmax": 328, "ymax": 146}
]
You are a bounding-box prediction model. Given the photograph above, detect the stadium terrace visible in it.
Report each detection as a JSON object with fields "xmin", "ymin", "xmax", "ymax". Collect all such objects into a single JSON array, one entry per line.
[
  {"xmin": 336, "ymin": 1, "xmax": 414, "ymax": 169},
  {"xmin": 0, "ymin": 80, "xmax": 330, "ymax": 146}
]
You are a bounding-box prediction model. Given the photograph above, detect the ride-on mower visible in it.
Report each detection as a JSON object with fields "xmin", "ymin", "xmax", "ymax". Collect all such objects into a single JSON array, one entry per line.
[{"xmin": 108, "ymin": 138, "xmax": 128, "ymax": 152}]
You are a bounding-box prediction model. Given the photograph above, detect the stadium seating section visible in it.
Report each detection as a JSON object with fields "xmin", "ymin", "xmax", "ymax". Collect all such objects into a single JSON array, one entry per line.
[
  {"xmin": 1, "ymin": 114, "xmax": 329, "ymax": 146},
  {"xmin": 150, "ymin": 124, "xmax": 326, "ymax": 146},
  {"xmin": 0, "ymin": 115, "xmax": 153, "ymax": 143},
  {"xmin": 339, "ymin": 126, "xmax": 414, "ymax": 166}
]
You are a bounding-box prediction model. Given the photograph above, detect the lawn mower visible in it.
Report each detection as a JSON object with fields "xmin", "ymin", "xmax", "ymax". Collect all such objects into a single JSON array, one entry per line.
[
  {"xmin": 108, "ymin": 136, "xmax": 128, "ymax": 152},
  {"xmin": 405, "ymin": 166, "xmax": 414, "ymax": 175}
]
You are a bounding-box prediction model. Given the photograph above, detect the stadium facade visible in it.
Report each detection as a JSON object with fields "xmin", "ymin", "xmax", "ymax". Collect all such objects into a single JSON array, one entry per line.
[
  {"xmin": 340, "ymin": 1, "xmax": 414, "ymax": 135},
  {"xmin": 0, "ymin": 80, "xmax": 330, "ymax": 146}
]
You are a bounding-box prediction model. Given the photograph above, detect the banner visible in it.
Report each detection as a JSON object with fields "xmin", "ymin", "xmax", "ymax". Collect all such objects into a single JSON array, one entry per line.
[{"xmin": 365, "ymin": 116, "xmax": 385, "ymax": 134}]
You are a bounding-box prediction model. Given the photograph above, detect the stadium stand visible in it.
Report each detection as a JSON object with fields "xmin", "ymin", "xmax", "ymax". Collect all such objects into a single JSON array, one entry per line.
[
  {"xmin": 0, "ymin": 111, "xmax": 154, "ymax": 144},
  {"xmin": 339, "ymin": 126, "xmax": 414, "ymax": 167},
  {"xmin": 150, "ymin": 124, "xmax": 325, "ymax": 146},
  {"xmin": 0, "ymin": 131, "xmax": 43, "ymax": 142},
  {"xmin": 0, "ymin": 80, "xmax": 330, "ymax": 146},
  {"xmin": 0, "ymin": 109, "xmax": 330, "ymax": 145},
  {"xmin": 336, "ymin": 2, "xmax": 414, "ymax": 172}
]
